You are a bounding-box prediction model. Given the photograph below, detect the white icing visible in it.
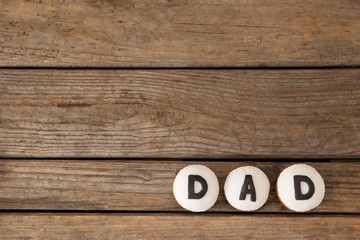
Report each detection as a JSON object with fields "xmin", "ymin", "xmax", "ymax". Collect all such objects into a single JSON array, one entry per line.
[
  {"xmin": 277, "ymin": 164, "xmax": 325, "ymax": 212},
  {"xmin": 173, "ymin": 165, "xmax": 219, "ymax": 212},
  {"xmin": 224, "ymin": 166, "xmax": 270, "ymax": 211}
]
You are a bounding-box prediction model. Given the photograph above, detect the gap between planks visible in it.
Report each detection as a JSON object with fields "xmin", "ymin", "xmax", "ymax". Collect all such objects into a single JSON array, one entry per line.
[{"xmin": 1, "ymin": 66, "xmax": 360, "ymax": 70}]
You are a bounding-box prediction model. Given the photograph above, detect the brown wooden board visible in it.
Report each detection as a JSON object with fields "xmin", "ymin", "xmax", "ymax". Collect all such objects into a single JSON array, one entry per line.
[
  {"xmin": 0, "ymin": 160, "xmax": 358, "ymax": 213},
  {"xmin": 0, "ymin": 213, "xmax": 359, "ymax": 239},
  {"xmin": 0, "ymin": 0, "xmax": 359, "ymax": 67},
  {"xmin": 1, "ymin": 69, "xmax": 360, "ymax": 158}
]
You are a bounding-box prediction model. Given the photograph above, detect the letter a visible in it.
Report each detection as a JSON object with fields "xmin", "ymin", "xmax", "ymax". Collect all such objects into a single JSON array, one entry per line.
[{"xmin": 240, "ymin": 175, "xmax": 256, "ymax": 202}]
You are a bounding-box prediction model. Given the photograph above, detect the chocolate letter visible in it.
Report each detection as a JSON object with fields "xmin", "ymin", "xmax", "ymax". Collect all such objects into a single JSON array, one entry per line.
[
  {"xmin": 188, "ymin": 175, "xmax": 208, "ymax": 199},
  {"xmin": 294, "ymin": 175, "xmax": 315, "ymax": 200},
  {"xmin": 240, "ymin": 175, "xmax": 256, "ymax": 202}
]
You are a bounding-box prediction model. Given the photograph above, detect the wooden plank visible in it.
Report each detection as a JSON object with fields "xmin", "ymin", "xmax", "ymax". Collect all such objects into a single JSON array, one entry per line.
[
  {"xmin": 0, "ymin": 0, "xmax": 359, "ymax": 67},
  {"xmin": 0, "ymin": 160, "xmax": 358, "ymax": 213},
  {"xmin": 1, "ymin": 69, "xmax": 360, "ymax": 158},
  {"xmin": 0, "ymin": 213, "xmax": 358, "ymax": 239}
]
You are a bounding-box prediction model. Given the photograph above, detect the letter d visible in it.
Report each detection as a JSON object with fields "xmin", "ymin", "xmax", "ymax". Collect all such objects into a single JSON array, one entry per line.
[{"xmin": 188, "ymin": 175, "xmax": 208, "ymax": 199}]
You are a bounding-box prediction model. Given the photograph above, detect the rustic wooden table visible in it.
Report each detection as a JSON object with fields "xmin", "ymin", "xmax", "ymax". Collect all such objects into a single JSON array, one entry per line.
[{"xmin": 0, "ymin": 0, "xmax": 359, "ymax": 239}]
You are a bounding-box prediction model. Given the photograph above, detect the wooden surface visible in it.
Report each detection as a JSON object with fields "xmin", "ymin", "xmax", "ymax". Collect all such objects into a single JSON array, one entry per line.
[
  {"xmin": 0, "ymin": 0, "xmax": 359, "ymax": 67},
  {"xmin": 0, "ymin": 160, "xmax": 358, "ymax": 213},
  {"xmin": 1, "ymin": 69, "xmax": 360, "ymax": 158},
  {"xmin": 1, "ymin": 1, "xmax": 359, "ymax": 239},
  {"xmin": 0, "ymin": 213, "xmax": 359, "ymax": 239}
]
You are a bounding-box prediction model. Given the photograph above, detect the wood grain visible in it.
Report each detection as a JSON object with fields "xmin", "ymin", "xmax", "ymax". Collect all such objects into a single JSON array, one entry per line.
[
  {"xmin": 0, "ymin": 0, "xmax": 359, "ymax": 67},
  {"xmin": 1, "ymin": 69, "xmax": 360, "ymax": 158},
  {"xmin": 0, "ymin": 213, "xmax": 359, "ymax": 239},
  {"xmin": 0, "ymin": 160, "xmax": 358, "ymax": 213}
]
